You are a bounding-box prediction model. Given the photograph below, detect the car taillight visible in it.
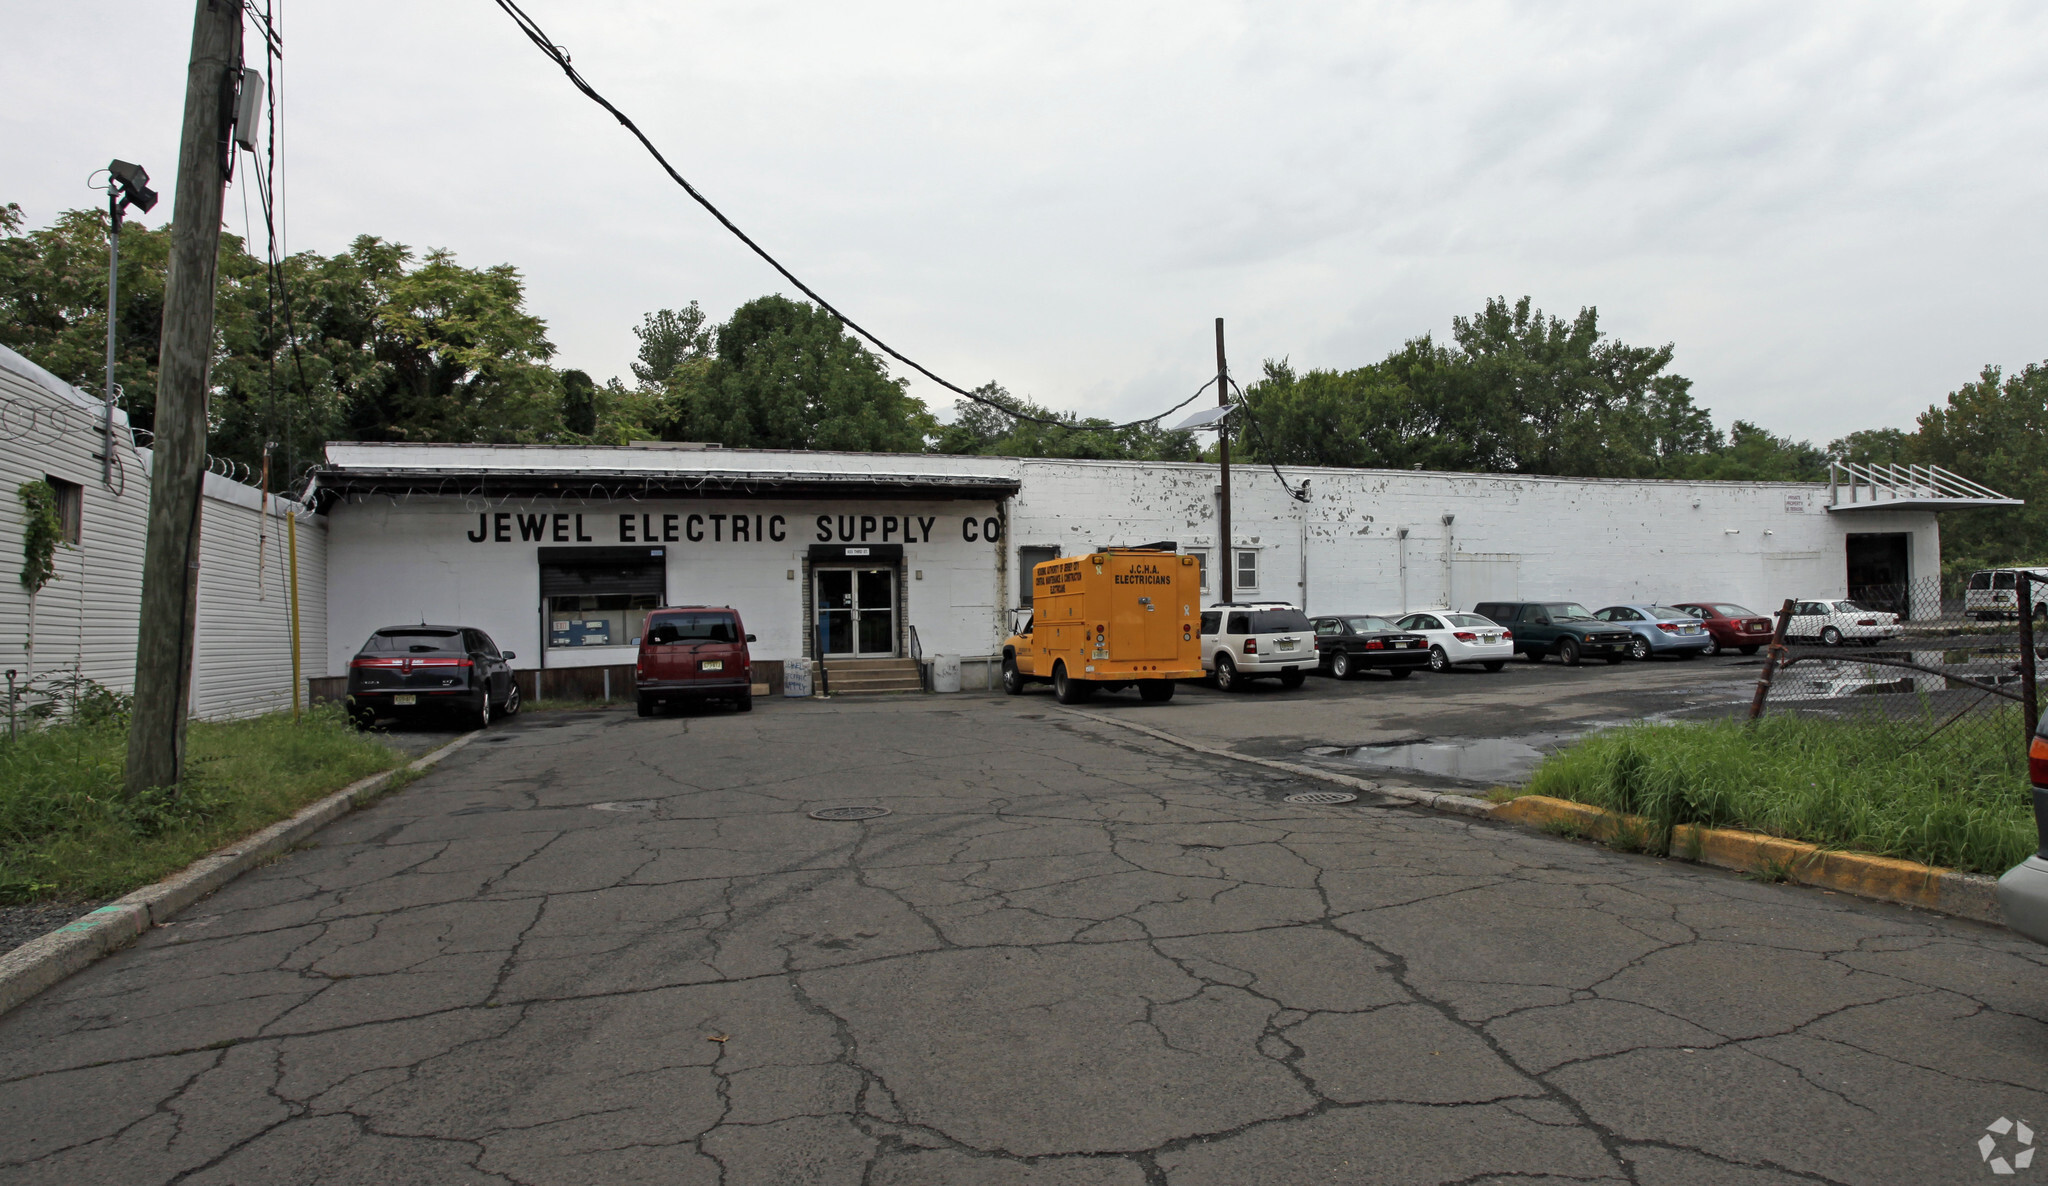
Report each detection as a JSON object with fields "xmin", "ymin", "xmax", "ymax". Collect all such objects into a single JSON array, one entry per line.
[
  {"xmin": 413, "ymin": 657, "xmax": 472, "ymax": 667},
  {"xmin": 1657, "ymin": 623, "xmax": 1680, "ymax": 633},
  {"xmin": 1453, "ymin": 631, "xmax": 1477, "ymax": 641},
  {"xmin": 1857, "ymin": 619, "xmax": 1877, "ymax": 627},
  {"xmin": 1501, "ymin": 629, "xmax": 1512, "ymax": 640},
  {"xmin": 1243, "ymin": 638, "xmax": 1257, "ymax": 654},
  {"xmin": 2031, "ymin": 736, "xmax": 2048, "ymax": 787},
  {"xmin": 1364, "ymin": 639, "xmax": 1385, "ymax": 650}
]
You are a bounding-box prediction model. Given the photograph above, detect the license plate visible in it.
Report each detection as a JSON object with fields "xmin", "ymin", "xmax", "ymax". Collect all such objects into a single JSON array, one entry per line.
[
  {"xmin": 701, "ymin": 659, "xmax": 724, "ymax": 672},
  {"xmin": 1276, "ymin": 641, "xmax": 1295, "ymax": 652},
  {"xmin": 1683, "ymin": 625, "xmax": 1701, "ymax": 634},
  {"xmin": 1482, "ymin": 634, "xmax": 1498, "ymax": 643},
  {"xmin": 393, "ymin": 694, "xmax": 416, "ymax": 706}
]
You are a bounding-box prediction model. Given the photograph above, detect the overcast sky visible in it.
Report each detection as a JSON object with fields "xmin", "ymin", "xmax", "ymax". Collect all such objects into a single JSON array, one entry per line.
[{"xmin": 9, "ymin": 2, "xmax": 2048, "ymax": 444}]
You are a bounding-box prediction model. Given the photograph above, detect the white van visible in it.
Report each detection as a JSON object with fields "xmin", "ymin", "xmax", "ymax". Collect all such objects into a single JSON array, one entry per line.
[{"xmin": 1965, "ymin": 568, "xmax": 2048, "ymax": 620}]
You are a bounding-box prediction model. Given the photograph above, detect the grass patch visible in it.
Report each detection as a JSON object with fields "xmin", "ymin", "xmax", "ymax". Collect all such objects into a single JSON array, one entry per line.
[
  {"xmin": 0, "ymin": 706, "xmax": 402, "ymax": 903},
  {"xmin": 1515, "ymin": 712, "xmax": 2033, "ymax": 875}
]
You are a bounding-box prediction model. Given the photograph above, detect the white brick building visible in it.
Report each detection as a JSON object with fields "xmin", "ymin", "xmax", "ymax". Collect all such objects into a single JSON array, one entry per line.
[{"xmin": 311, "ymin": 442, "xmax": 1962, "ymax": 685}]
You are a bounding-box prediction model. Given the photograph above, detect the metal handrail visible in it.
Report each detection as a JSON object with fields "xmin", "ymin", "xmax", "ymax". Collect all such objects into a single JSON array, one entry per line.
[{"xmin": 1828, "ymin": 459, "xmax": 2015, "ymax": 505}]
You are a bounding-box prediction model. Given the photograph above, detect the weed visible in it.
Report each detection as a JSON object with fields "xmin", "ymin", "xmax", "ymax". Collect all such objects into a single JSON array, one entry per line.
[
  {"xmin": 0, "ymin": 705, "xmax": 399, "ymax": 903},
  {"xmin": 1525, "ymin": 712, "xmax": 2032, "ymax": 875}
]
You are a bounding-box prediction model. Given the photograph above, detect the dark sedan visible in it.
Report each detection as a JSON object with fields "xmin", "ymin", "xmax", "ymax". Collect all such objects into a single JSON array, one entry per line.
[
  {"xmin": 1311, "ymin": 615, "xmax": 1433, "ymax": 679},
  {"xmin": 347, "ymin": 624, "xmax": 520, "ymax": 730}
]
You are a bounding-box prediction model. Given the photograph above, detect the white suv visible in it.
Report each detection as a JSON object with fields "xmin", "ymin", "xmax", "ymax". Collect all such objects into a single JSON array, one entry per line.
[{"xmin": 1200, "ymin": 601, "xmax": 1314, "ymax": 691}]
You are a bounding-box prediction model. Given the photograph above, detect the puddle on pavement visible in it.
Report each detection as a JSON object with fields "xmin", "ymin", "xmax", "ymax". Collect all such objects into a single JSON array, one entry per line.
[{"xmin": 1306, "ymin": 732, "xmax": 1585, "ymax": 784}]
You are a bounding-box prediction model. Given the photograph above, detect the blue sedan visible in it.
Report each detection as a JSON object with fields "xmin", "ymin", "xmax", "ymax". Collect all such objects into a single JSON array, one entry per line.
[{"xmin": 1593, "ymin": 604, "xmax": 1714, "ymax": 660}]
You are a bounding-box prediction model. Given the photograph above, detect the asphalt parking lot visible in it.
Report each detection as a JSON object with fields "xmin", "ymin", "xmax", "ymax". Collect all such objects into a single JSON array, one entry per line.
[{"xmin": 1, "ymin": 669, "xmax": 2043, "ymax": 1186}]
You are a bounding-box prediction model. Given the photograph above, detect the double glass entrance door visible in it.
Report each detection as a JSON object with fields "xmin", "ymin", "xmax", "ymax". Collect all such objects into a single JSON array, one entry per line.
[{"xmin": 816, "ymin": 568, "xmax": 896, "ymax": 657}]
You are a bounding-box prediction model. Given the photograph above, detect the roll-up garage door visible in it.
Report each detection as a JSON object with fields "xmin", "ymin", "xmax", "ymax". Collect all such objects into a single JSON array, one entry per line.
[{"xmin": 537, "ymin": 546, "xmax": 668, "ymax": 598}]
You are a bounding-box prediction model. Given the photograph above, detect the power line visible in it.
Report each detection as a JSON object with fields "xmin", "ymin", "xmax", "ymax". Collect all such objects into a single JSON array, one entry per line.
[
  {"xmin": 490, "ymin": 0, "xmax": 1207, "ymax": 435},
  {"xmin": 1228, "ymin": 377, "xmax": 1310, "ymax": 502}
]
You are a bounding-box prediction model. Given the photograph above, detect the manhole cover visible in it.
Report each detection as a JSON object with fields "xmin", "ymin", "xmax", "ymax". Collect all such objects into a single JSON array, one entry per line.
[
  {"xmin": 590, "ymin": 800, "xmax": 658, "ymax": 812},
  {"xmin": 810, "ymin": 806, "xmax": 892, "ymax": 821},
  {"xmin": 1284, "ymin": 791, "xmax": 1357, "ymax": 805}
]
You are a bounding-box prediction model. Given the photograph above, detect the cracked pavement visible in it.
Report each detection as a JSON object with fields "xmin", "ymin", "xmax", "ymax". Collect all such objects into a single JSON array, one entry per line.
[{"xmin": 0, "ymin": 693, "xmax": 2044, "ymax": 1185}]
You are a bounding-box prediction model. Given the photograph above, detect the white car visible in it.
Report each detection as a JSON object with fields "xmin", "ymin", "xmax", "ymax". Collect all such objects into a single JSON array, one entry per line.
[
  {"xmin": 1395, "ymin": 609, "xmax": 1515, "ymax": 672},
  {"xmin": 1200, "ymin": 601, "xmax": 1315, "ymax": 691},
  {"xmin": 1787, "ymin": 598, "xmax": 1902, "ymax": 646}
]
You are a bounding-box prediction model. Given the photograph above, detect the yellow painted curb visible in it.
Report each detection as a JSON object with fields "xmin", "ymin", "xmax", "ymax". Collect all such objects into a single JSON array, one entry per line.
[{"xmin": 1494, "ymin": 795, "xmax": 2003, "ymax": 926}]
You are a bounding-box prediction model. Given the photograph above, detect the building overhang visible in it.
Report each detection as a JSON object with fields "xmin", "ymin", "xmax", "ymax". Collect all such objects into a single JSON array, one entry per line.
[
  {"xmin": 1827, "ymin": 497, "xmax": 2023, "ymax": 514},
  {"xmin": 307, "ymin": 466, "xmax": 1020, "ymax": 507}
]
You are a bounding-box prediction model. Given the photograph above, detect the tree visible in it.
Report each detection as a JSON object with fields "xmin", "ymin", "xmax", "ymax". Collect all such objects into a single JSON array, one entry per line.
[
  {"xmin": 561, "ymin": 369, "xmax": 596, "ymax": 436},
  {"xmin": 664, "ymin": 294, "xmax": 934, "ymax": 451},
  {"xmin": 1910, "ymin": 364, "xmax": 2048, "ymax": 578},
  {"xmin": 933, "ymin": 382, "xmax": 1198, "ymax": 461},
  {"xmin": 1240, "ymin": 296, "xmax": 1826, "ymax": 481},
  {"xmin": 631, "ymin": 303, "xmax": 709, "ymax": 387}
]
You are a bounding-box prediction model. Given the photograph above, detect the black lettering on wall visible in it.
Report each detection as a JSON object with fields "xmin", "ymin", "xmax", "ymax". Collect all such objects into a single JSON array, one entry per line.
[
  {"xmin": 860, "ymin": 515, "xmax": 877, "ymax": 541},
  {"xmin": 663, "ymin": 514, "xmax": 679, "ymax": 542},
  {"xmin": 816, "ymin": 515, "xmax": 833, "ymax": 542},
  {"xmin": 770, "ymin": 515, "xmax": 787, "ymax": 542},
  {"xmin": 983, "ymin": 516, "xmax": 1002, "ymax": 543},
  {"xmin": 642, "ymin": 513, "xmax": 657, "ymax": 542},
  {"xmin": 882, "ymin": 515, "xmax": 898, "ymax": 541},
  {"xmin": 619, "ymin": 514, "xmax": 636, "ymax": 542},
  {"xmin": 518, "ymin": 513, "xmax": 546, "ymax": 541},
  {"xmin": 838, "ymin": 515, "xmax": 855, "ymax": 542},
  {"xmin": 467, "ymin": 514, "xmax": 488, "ymax": 543},
  {"xmin": 733, "ymin": 515, "xmax": 751, "ymax": 542},
  {"xmin": 710, "ymin": 513, "xmax": 726, "ymax": 542},
  {"xmin": 493, "ymin": 512, "xmax": 511, "ymax": 542},
  {"xmin": 917, "ymin": 515, "xmax": 935, "ymax": 543},
  {"xmin": 575, "ymin": 514, "xmax": 592, "ymax": 542},
  {"xmin": 963, "ymin": 517, "xmax": 980, "ymax": 543},
  {"xmin": 552, "ymin": 513, "xmax": 569, "ymax": 542}
]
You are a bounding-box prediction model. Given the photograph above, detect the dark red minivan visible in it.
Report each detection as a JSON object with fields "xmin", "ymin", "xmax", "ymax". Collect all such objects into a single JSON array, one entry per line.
[{"xmin": 635, "ymin": 607, "xmax": 756, "ymax": 715}]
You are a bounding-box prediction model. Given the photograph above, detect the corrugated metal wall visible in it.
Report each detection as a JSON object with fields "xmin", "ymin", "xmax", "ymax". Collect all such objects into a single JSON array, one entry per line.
[{"xmin": 0, "ymin": 346, "xmax": 326, "ymax": 720}]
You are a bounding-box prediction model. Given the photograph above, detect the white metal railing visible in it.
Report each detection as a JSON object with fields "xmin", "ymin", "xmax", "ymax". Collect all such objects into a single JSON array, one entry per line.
[{"xmin": 1827, "ymin": 460, "xmax": 2016, "ymax": 506}]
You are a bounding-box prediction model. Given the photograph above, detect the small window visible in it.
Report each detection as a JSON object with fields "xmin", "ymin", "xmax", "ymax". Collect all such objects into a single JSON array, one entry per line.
[
  {"xmin": 1993, "ymin": 572, "xmax": 2017, "ymax": 590},
  {"xmin": 1018, "ymin": 546, "xmax": 1059, "ymax": 607},
  {"xmin": 1226, "ymin": 612, "xmax": 1252, "ymax": 635},
  {"xmin": 1968, "ymin": 572, "xmax": 1992, "ymax": 591},
  {"xmin": 1192, "ymin": 550, "xmax": 1208, "ymax": 593},
  {"xmin": 1315, "ymin": 620, "xmax": 1341, "ymax": 637},
  {"xmin": 44, "ymin": 476, "xmax": 81, "ymax": 545},
  {"xmin": 1235, "ymin": 550, "xmax": 1258, "ymax": 592},
  {"xmin": 1199, "ymin": 610, "xmax": 1221, "ymax": 636}
]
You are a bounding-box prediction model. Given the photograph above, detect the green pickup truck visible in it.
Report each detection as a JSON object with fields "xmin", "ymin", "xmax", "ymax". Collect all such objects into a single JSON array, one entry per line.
[{"xmin": 1471, "ymin": 601, "xmax": 1633, "ymax": 666}]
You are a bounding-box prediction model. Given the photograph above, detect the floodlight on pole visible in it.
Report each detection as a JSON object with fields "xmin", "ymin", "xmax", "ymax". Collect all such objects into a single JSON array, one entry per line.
[{"xmin": 97, "ymin": 159, "xmax": 156, "ymax": 489}]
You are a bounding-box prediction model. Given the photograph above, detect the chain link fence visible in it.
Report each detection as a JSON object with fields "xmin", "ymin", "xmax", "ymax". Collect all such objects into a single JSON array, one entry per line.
[{"xmin": 1751, "ymin": 575, "xmax": 2043, "ymax": 756}]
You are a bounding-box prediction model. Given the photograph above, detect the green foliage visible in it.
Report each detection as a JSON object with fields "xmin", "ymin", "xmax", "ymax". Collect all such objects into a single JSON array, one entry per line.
[
  {"xmin": 933, "ymin": 383, "xmax": 1198, "ymax": 461},
  {"xmin": 631, "ymin": 303, "xmax": 710, "ymax": 387},
  {"xmin": 16, "ymin": 480, "xmax": 62, "ymax": 593},
  {"xmin": 0, "ymin": 706, "xmax": 398, "ymax": 902},
  {"xmin": 1241, "ymin": 297, "xmax": 1827, "ymax": 480},
  {"xmin": 1, "ymin": 206, "xmax": 565, "ymax": 484},
  {"xmin": 663, "ymin": 294, "xmax": 935, "ymax": 451},
  {"xmin": 561, "ymin": 368, "xmax": 597, "ymax": 437},
  {"xmin": 1911, "ymin": 364, "xmax": 2048, "ymax": 579},
  {"xmin": 1519, "ymin": 715, "xmax": 2033, "ymax": 875}
]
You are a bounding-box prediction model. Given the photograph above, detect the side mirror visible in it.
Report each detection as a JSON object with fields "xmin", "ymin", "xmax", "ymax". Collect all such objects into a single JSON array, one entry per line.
[
  {"xmin": 501, "ymin": 651, "xmax": 516, "ymax": 661},
  {"xmin": 745, "ymin": 633, "xmax": 757, "ymax": 642}
]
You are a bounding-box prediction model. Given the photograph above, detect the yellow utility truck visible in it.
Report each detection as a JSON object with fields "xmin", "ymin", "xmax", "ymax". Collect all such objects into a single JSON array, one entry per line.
[{"xmin": 1000, "ymin": 547, "xmax": 1203, "ymax": 703}]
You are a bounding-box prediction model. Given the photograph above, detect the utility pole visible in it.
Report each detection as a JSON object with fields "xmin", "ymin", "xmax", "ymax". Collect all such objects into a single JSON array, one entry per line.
[
  {"xmin": 102, "ymin": 190, "xmax": 123, "ymax": 488},
  {"xmin": 1215, "ymin": 317, "xmax": 1231, "ymax": 602},
  {"xmin": 126, "ymin": 0, "xmax": 242, "ymax": 797}
]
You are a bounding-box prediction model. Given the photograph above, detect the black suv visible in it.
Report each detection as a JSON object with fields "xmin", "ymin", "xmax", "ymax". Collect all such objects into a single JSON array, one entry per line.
[
  {"xmin": 347, "ymin": 624, "xmax": 520, "ymax": 729},
  {"xmin": 1470, "ymin": 601, "xmax": 1632, "ymax": 667},
  {"xmin": 1310, "ymin": 614, "xmax": 1432, "ymax": 679}
]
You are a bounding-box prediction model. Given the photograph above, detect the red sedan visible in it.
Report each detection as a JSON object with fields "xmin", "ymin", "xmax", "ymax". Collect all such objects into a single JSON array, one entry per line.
[{"xmin": 1671, "ymin": 602, "xmax": 1775, "ymax": 656}]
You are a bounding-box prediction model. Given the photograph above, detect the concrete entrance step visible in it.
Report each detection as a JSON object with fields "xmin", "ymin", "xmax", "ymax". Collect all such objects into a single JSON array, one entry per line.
[{"xmin": 821, "ymin": 657, "xmax": 923, "ymax": 694}]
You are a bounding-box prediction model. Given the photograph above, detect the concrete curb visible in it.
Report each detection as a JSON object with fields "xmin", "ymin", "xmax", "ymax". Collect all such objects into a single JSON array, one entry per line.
[
  {"xmin": 1494, "ymin": 794, "xmax": 2005, "ymax": 926},
  {"xmin": 1056, "ymin": 709, "xmax": 1496, "ymax": 818},
  {"xmin": 1057, "ymin": 709, "xmax": 2005, "ymax": 928},
  {"xmin": 0, "ymin": 731, "xmax": 481, "ymax": 1020}
]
